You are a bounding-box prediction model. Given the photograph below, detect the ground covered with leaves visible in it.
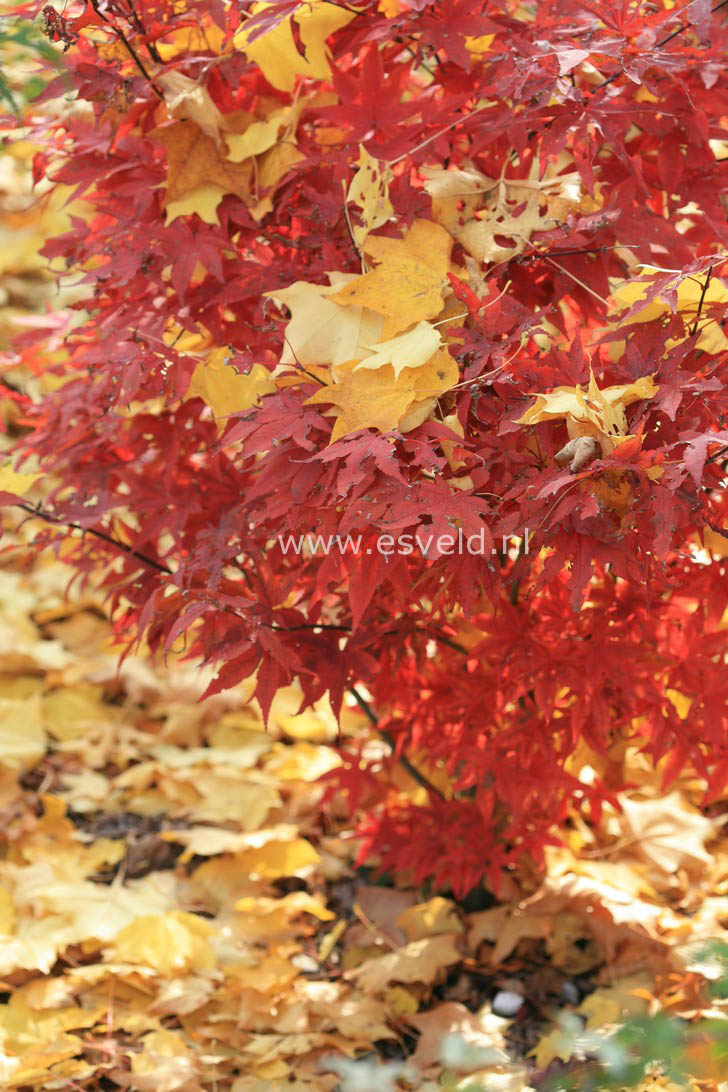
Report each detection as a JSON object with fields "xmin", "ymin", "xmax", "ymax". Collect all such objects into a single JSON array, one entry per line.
[
  {"xmin": 2, "ymin": 7, "xmax": 728, "ymax": 1091},
  {"xmin": 0, "ymin": 515, "xmax": 726, "ymax": 1091}
]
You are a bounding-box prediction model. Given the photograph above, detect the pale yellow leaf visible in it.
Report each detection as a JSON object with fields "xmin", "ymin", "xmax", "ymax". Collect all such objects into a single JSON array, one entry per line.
[
  {"xmin": 617, "ymin": 791, "xmax": 716, "ymax": 879},
  {"xmin": 354, "ymin": 321, "xmax": 442, "ymax": 379},
  {"xmin": 423, "ymin": 157, "xmax": 584, "ymax": 264},
  {"xmin": 0, "ymin": 465, "xmax": 42, "ymax": 498},
  {"xmin": 265, "ymin": 275, "xmax": 385, "ymax": 368},
  {"xmin": 158, "ymin": 71, "xmax": 227, "ymax": 142},
  {"xmin": 347, "ymin": 145, "xmax": 395, "ymax": 247},
  {"xmin": 611, "ymin": 267, "xmax": 728, "ymax": 355},
  {"xmin": 225, "ymin": 103, "xmax": 299, "ymax": 161},
  {"xmin": 0, "ymin": 696, "xmax": 45, "ymax": 770},
  {"xmin": 111, "ymin": 911, "xmax": 215, "ymax": 976},
  {"xmin": 516, "ymin": 370, "xmax": 658, "ymax": 455},
  {"xmin": 396, "ymin": 897, "xmax": 463, "ymax": 942}
]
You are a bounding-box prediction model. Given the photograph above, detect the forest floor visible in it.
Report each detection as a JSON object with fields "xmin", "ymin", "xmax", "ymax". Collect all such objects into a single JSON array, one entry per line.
[{"xmin": 0, "ymin": 513, "xmax": 725, "ymax": 1090}]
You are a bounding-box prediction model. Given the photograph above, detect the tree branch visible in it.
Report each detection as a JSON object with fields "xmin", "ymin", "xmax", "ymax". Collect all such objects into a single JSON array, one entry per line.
[
  {"xmin": 593, "ymin": 0, "xmax": 728, "ymax": 92},
  {"xmin": 14, "ymin": 501, "xmax": 172, "ymax": 574},
  {"xmin": 349, "ymin": 684, "xmax": 447, "ymax": 801}
]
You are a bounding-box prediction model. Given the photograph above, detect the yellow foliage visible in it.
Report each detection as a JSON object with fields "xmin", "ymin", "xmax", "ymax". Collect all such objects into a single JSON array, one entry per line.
[
  {"xmin": 233, "ymin": 0, "xmax": 355, "ymax": 92},
  {"xmin": 611, "ymin": 266, "xmax": 728, "ymax": 355},
  {"xmin": 327, "ymin": 219, "xmax": 453, "ymax": 338},
  {"xmin": 186, "ymin": 348, "xmax": 275, "ymax": 418},
  {"xmin": 306, "ymin": 347, "xmax": 458, "ymax": 442},
  {"xmin": 346, "ymin": 145, "xmax": 395, "ymax": 248},
  {"xmin": 516, "ymin": 369, "xmax": 658, "ymax": 455},
  {"xmin": 111, "ymin": 912, "xmax": 215, "ymax": 975}
]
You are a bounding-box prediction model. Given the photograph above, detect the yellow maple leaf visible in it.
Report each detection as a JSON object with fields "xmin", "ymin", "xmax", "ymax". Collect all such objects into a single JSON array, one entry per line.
[
  {"xmin": 396, "ymin": 897, "xmax": 463, "ymax": 942},
  {"xmin": 703, "ymin": 525, "xmax": 728, "ymax": 556},
  {"xmin": 327, "ymin": 220, "xmax": 453, "ymax": 339},
  {"xmin": 516, "ymin": 370, "xmax": 658, "ymax": 455},
  {"xmin": 346, "ymin": 933, "xmax": 462, "ymax": 993},
  {"xmin": 248, "ymin": 141, "xmax": 306, "ymax": 221},
  {"xmin": 225, "ymin": 101, "xmax": 302, "ymax": 162},
  {"xmin": 150, "ymin": 120, "xmax": 254, "ymax": 222},
  {"xmin": 617, "ymin": 791, "xmax": 715, "ymax": 879},
  {"xmin": 186, "ymin": 348, "xmax": 275, "ymax": 419},
  {"xmin": 111, "ymin": 911, "xmax": 215, "ymax": 976},
  {"xmin": 157, "ymin": 71, "xmax": 227, "ymax": 142},
  {"xmin": 422, "ymin": 156, "xmax": 585, "ymax": 264},
  {"xmin": 306, "ymin": 347, "xmax": 458, "ymax": 442},
  {"xmin": 0, "ymin": 464, "xmax": 42, "ymax": 498},
  {"xmin": 353, "ymin": 321, "xmax": 443, "ymax": 379},
  {"xmin": 151, "ymin": 109, "xmax": 304, "ymax": 224},
  {"xmin": 346, "ymin": 145, "xmax": 395, "ymax": 248},
  {"xmin": 265, "ymin": 275, "xmax": 385, "ymax": 367},
  {"xmin": 465, "ymin": 33, "xmax": 495, "ymax": 55},
  {"xmin": 163, "ymin": 183, "xmax": 229, "ymax": 226},
  {"xmin": 0, "ymin": 695, "xmax": 45, "ymax": 770},
  {"xmin": 154, "ymin": 18, "xmax": 227, "ymax": 62},
  {"xmin": 233, "ymin": 0, "xmax": 355, "ymax": 92},
  {"xmin": 611, "ymin": 266, "xmax": 728, "ymax": 355}
]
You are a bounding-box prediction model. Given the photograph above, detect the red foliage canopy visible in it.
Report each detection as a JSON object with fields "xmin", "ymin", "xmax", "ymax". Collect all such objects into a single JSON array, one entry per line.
[{"xmin": 8, "ymin": 0, "xmax": 728, "ymax": 894}]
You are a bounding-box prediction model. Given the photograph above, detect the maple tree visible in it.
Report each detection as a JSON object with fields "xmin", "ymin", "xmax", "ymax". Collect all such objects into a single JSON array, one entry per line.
[{"xmin": 5, "ymin": 0, "xmax": 728, "ymax": 902}]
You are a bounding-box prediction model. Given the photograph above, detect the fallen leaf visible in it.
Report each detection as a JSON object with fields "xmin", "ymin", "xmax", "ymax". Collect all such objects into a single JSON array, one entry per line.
[
  {"xmin": 396, "ymin": 897, "xmax": 463, "ymax": 942},
  {"xmin": 150, "ymin": 120, "xmax": 254, "ymax": 222},
  {"xmin": 353, "ymin": 321, "xmax": 443, "ymax": 380},
  {"xmin": 265, "ymin": 275, "xmax": 385, "ymax": 368},
  {"xmin": 225, "ymin": 102, "xmax": 301, "ymax": 162},
  {"xmin": 423, "ymin": 157, "xmax": 585, "ymax": 264},
  {"xmin": 158, "ymin": 71, "xmax": 227, "ymax": 142},
  {"xmin": 611, "ymin": 267, "xmax": 728, "ymax": 355},
  {"xmin": 110, "ymin": 911, "xmax": 215, "ymax": 976},
  {"xmin": 516, "ymin": 369, "xmax": 658, "ymax": 455},
  {"xmin": 346, "ymin": 933, "xmax": 461, "ymax": 993},
  {"xmin": 407, "ymin": 1001, "xmax": 508, "ymax": 1071},
  {"xmin": 0, "ymin": 464, "xmax": 42, "ymax": 500},
  {"xmin": 0, "ymin": 696, "xmax": 45, "ymax": 769},
  {"xmin": 618, "ymin": 792, "xmax": 716, "ymax": 880}
]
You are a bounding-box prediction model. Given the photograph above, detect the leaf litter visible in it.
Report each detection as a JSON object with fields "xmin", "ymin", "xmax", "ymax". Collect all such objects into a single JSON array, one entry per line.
[{"xmin": 0, "ymin": 513, "xmax": 725, "ymax": 1090}]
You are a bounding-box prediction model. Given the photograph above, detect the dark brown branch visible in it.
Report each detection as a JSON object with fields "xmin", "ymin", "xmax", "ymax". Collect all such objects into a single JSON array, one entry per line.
[
  {"xmin": 349, "ymin": 685, "xmax": 447, "ymax": 801},
  {"xmin": 691, "ymin": 264, "xmax": 713, "ymax": 336},
  {"xmin": 89, "ymin": 0, "xmax": 164, "ymax": 98},
  {"xmin": 14, "ymin": 501, "xmax": 173, "ymax": 574},
  {"xmin": 593, "ymin": 0, "xmax": 728, "ymax": 92}
]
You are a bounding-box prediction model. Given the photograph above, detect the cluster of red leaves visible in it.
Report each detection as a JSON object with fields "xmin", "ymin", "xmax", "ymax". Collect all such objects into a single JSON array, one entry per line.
[{"xmin": 8, "ymin": 0, "xmax": 728, "ymax": 895}]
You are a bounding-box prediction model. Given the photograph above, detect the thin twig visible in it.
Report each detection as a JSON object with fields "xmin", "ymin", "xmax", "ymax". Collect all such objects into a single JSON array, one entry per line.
[
  {"xmin": 691, "ymin": 264, "xmax": 713, "ymax": 336},
  {"xmin": 89, "ymin": 0, "xmax": 163, "ymax": 98},
  {"xmin": 341, "ymin": 179, "xmax": 364, "ymax": 265},
  {"xmin": 545, "ymin": 256, "xmax": 609, "ymax": 305},
  {"xmin": 14, "ymin": 501, "xmax": 172, "ymax": 574},
  {"xmin": 349, "ymin": 685, "xmax": 447, "ymax": 800},
  {"xmin": 593, "ymin": 0, "xmax": 728, "ymax": 92},
  {"xmin": 386, "ymin": 102, "xmax": 490, "ymax": 167}
]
